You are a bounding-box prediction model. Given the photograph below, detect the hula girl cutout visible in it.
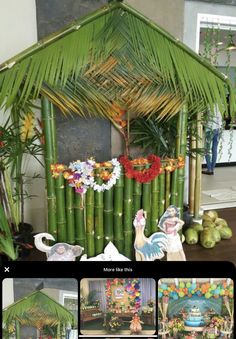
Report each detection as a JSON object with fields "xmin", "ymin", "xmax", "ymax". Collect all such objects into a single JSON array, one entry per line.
[{"xmin": 159, "ymin": 205, "xmax": 186, "ymax": 261}]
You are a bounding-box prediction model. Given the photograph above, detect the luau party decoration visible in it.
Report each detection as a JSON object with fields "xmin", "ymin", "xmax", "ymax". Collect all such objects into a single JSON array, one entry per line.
[
  {"xmin": 119, "ymin": 154, "xmax": 161, "ymax": 183},
  {"xmin": 91, "ymin": 158, "xmax": 121, "ymax": 192},
  {"xmin": 133, "ymin": 209, "xmax": 168, "ymax": 261},
  {"xmin": 105, "ymin": 278, "xmax": 141, "ymax": 311},
  {"xmin": 158, "ymin": 205, "xmax": 186, "ymax": 261},
  {"xmin": 158, "ymin": 280, "xmax": 234, "ymax": 300},
  {"xmin": 51, "ymin": 158, "xmax": 121, "ymax": 194},
  {"xmin": 34, "ymin": 233, "xmax": 84, "ymax": 261}
]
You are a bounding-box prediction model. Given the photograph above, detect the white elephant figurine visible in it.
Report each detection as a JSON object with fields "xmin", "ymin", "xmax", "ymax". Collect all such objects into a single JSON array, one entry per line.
[{"xmin": 34, "ymin": 233, "xmax": 84, "ymax": 261}]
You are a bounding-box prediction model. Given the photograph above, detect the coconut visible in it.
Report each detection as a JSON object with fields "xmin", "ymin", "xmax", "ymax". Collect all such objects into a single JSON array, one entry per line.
[
  {"xmin": 211, "ymin": 228, "xmax": 221, "ymax": 243},
  {"xmin": 203, "ymin": 210, "xmax": 218, "ymax": 221},
  {"xmin": 215, "ymin": 218, "xmax": 228, "ymax": 228},
  {"xmin": 185, "ymin": 228, "xmax": 199, "ymax": 245},
  {"xmin": 219, "ymin": 227, "xmax": 233, "ymax": 240},
  {"xmin": 191, "ymin": 222, "xmax": 204, "ymax": 233},
  {"xmin": 202, "ymin": 220, "xmax": 215, "ymax": 228},
  {"xmin": 200, "ymin": 229, "xmax": 216, "ymax": 248}
]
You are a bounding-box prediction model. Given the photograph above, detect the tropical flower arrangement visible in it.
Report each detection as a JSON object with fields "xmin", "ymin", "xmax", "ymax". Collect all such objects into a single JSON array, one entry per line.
[
  {"xmin": 51, "ymin": 158, "xmax": 121, "ymax": 194},
  {"xmin": 209, "ymin": 315, "xmax": 224, "ymax": 329},
  {"xmin": 168, "ymin": 317, "xmax": 185, "ymax": 335},
  {"xmin": 103, "ymin": 314, "xmax": 123, "ymax": 333}
]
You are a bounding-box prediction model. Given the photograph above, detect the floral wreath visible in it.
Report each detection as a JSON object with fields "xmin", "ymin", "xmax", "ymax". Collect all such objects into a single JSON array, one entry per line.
[
  {"xmin": 91, "ymin": 158, "xmax": 121, "ymax": 192},
  {"xmin": 119, "ymin": 154, "xmax": 161, "ymax": 183}
]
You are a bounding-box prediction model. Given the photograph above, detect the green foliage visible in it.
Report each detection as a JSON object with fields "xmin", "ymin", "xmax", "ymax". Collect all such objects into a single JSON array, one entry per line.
[
  {"xmin": 0, "ymin": 203, "xmax": 17, "ymax": 260},
  {"xmin": 130, "ymin": 116, "xmax": 177, "ymax": 158},
  {"xmin": 0, "ymin": 1, "xmax": 233, "ymax": 119},
  {"xmin": 3, "ymin": 291, "xmax": 75, "ymax": 329}
]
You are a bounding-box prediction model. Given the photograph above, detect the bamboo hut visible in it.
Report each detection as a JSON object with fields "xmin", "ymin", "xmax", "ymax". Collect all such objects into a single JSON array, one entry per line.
[
  {"xmin": 0, "ymin": 0, "xmax": 234, "ymax": 259},
  {"xmin": 2, "ymin": 291, "xmax": 75, "ymax": 339}
]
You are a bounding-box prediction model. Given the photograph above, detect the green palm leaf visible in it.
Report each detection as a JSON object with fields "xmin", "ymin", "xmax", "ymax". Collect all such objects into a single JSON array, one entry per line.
[
  {"xmin": 3, "ymin": 291, "xmax": 75, "ymax": 329},
  {"xmin": 0, "ymin": 1, "xmax": 234, "ymax": 118}
]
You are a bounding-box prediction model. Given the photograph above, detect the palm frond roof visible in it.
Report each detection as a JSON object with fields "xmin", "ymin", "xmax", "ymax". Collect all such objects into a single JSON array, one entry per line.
[
  {"xmin": 3, "ymin": 290, "xmax": 75, "ymax": 328},
  {"xmin": 0, "ymin": 0, "xmax": 234, "ymax": 118}
]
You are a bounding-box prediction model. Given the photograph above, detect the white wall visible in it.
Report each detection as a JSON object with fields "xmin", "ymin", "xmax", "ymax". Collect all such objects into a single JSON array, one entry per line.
[
  {"xmin": 184, "ymin": 1, "xmax": 236, "ymax": 50},
  {"xmin": 0, "ymin": 0, "xmax": 37, "ymax": 63},
  {"xmin": 2, "ymin": 278, "xmax": 14, "ymax": 308},
  {"xmin": 0, "ymin": 0, "xmax": 46, "ymax": 232}
]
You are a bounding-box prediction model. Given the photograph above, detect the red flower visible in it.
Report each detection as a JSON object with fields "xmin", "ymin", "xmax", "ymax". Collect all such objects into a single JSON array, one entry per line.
[{"xmin": 119, "ymin": 154, "xmax": 161, "ymax": 183}]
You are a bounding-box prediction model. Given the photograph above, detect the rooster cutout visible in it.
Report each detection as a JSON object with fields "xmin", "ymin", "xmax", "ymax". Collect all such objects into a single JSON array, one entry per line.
[{"xmin": 134, "ymin": 209, "xmax": 168, "ymax": 261}]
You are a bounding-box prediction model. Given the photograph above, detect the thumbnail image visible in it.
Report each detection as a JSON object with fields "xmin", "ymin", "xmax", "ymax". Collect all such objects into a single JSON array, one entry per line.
[
  {"xmin": 2, "ymin": 278, "xmax": 78, "ymax": 339},
  {"xmin": 158, "ymin": 278, "xmax": 234, "ymax": 338},
  {"xmin": 80, "ymin": 278, "xmax": 156, "ymax": 335}
]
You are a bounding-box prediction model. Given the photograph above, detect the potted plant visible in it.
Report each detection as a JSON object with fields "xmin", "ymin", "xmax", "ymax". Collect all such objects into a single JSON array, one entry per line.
[{"xmin": 0, "ymin": 104, "xmax": 43, "ymax": 260}]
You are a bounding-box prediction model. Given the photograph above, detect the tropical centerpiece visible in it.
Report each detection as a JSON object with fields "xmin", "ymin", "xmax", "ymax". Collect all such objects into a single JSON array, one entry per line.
[
  {"xmin": 168, "ymin": 317, "xmax": 185, "ymax": 337},
  {"xmin": 103, "ymin": 313, "xmax": 123, "ymax": 333}
]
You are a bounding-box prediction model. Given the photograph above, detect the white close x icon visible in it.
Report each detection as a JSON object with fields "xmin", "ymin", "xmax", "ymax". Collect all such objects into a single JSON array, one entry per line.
[{"xmin": 4, "ymin": 267, "xmax": 10, "ymax": 273}]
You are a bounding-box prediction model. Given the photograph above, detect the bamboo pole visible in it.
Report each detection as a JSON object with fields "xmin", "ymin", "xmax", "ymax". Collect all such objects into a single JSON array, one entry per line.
[
  {"xmin": 86, "ymin": 187, "xmax": 95, "ymax": 257},
  {"xmin": 15, "ymin": 320, "xmax": 20, "ymax": 339},
  {"xmin": 194, "ymin": 112, "xmax": 203, "ymax": 219},
  {"xmin": 124, "ymin": 175, "xmax": 133, "ymax": 258},
  {"xmin": 55, "ymin": 174, "xmax": 67, "ymax": 242},
  {"xmin": 170, "ymin": 169, "xmax": 178, "ymax": 206},
  {"xmin": 41, "ymin": 97, "xmax": 57, "ymax": 239},
  {"xmin": 165, "ymin": 170, "xmax": 171, "ymax": 208},
  {"xmin": 133, "ymin": 169, "xmax": 142, "ymax": 215},
  {"xmin": 94, "ymin": 169, "xmax": 104, "ymax": 254},
  {"xmin": 66, "ymin": 184, "xmax": 75, "ymax": 244},
  {"xmin": 104, "ymin": 187, "xmax": 114, "ymax": 246},
  {"xmin": 189, "ymin": 124, "xmax": 197, "ymax": 215},
  {"xmin": 142, "ymin": 164, "xmax": 151, "ymax": 237},
  {"xmin": 151, "ymin": 175, "xmax": 159, "ymax": 233},
  {"xmin": 74, "ymin": 193, "xmax": 86, "ymax": 250},
  {"xmin": 177, "ymin": 103, "xmax": 188, "ymax": 218},
  {"xmin": 113, "ymin": 168, "xmax": 124, "ymax": 253},
  {"xmin": 158, "ymin": 172, "xmax": 165, "ymax": 219}
]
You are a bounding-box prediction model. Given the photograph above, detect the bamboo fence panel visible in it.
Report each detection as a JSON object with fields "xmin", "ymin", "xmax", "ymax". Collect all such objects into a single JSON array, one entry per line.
[
  {"xmin": 123, "ymin": 175, "xmax": 134, "ymax": 258},
  {"xmin": 94, "ymin": 169, "xmax": 104, "ymax": 254},
  {"xmin": 74, "ymin": 193, "xmax": 86, "ymax": 250},
  {"xmin": 41, "ymin": 97, "xmax": 57, "ymax": 239},
  {"xmin": 86, "ymin": 187, "xmax": 95, "ymax": 257},
  {"xmin": 55, "ymin": 174, "xmax": 67, "ymax": 242},
  {"xmin": 113, "ymin": 169, "xmax": 124, "ymax": 253},
  {"xmin": 66, "ymin": 184, "xmax": 75, "ymax": 244},
  {"xmin": 142, "ymin": 164, "xmax": 152, "ymax": 237},
  {"xmin": 151, "ymin": 175, "xmax": 159, "ymax": 232},
  {"xmin": 104, "ymin": 187, "xmax": 114, "ymax": 246}
]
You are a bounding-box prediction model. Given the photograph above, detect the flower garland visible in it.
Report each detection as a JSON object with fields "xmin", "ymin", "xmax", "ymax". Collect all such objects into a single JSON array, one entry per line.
[
  {"xmin": 91, "ymin": 158, "xmax": 121, "ymax": 192},
  {"xmin": 66, "ymin": 159, "xmax": 95, "ymax": 194},
  {"xmin": 51, "ymin": 158, "xmax": 121, "ymax": 194},
  {"xmin": 119, "ymin": 154, "xmax": 161, "ymax": 183}
]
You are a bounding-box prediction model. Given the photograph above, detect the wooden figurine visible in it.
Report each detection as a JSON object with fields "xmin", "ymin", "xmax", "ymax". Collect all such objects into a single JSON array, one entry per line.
[
  {"xmin": 134, "ymin": 209, "xmax": 168, "ymax": 261},
  {"xmin": 158, "ymin": 205, "xmax": 186, "ymax": 261}
]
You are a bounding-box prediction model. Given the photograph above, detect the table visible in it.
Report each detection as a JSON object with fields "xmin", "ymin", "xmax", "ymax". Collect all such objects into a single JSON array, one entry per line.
[
  {"xmin": 184, "ymin": 326, "xmax": 204, "ymax": 332},
  {"xmin": 158, "ymin": 329, "xmax": 170, "ymax": 338}
]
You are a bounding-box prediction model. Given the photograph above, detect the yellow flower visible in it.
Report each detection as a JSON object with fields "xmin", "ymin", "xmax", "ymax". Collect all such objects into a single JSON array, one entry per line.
[{"xmin": 20, "ymin": 112, "xmax": 35, "ymax": 142}]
